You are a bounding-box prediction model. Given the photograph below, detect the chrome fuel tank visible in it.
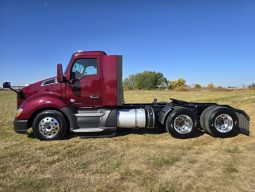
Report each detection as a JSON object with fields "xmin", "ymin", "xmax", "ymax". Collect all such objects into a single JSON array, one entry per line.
[{"xmin": 117, "ymin": 108, "xmax": 146, "ymax": 128}]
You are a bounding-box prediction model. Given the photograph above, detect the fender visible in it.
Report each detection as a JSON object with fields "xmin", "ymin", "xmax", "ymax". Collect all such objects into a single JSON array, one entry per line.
[
  {"xmin": 157, "ymin": 104, "xmax": 174, "ymax": 125},
  {"xmin": 17, "ymin": 93, "xmax": 68, "ymax": 120}
]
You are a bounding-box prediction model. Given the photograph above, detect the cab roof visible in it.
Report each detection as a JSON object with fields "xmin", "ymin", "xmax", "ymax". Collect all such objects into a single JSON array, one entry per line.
[{"xmin": 72, "ymin": 51, "xmax": 107, "ymax": 57}]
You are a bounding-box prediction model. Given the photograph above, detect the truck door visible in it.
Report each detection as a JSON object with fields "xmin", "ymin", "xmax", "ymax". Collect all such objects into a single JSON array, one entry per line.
[{"xmin": 65, "ymin": 57, "xmax": 101, "ymax": 107}]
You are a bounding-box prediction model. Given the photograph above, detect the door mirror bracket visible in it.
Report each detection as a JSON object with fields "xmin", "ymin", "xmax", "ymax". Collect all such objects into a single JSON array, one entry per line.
[{"xmin": 57, "ymin": 64, "xmax": 65, "ymax": 83}]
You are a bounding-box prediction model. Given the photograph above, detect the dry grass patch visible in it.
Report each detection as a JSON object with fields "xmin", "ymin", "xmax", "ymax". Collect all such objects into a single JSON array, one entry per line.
[
  {"xmin": 0, "ymin": 90, "xmax": 255, "ymax": 192},
  {"xmin": 146, "ymin": 154, "xmax": 181, "ymax": 167}
]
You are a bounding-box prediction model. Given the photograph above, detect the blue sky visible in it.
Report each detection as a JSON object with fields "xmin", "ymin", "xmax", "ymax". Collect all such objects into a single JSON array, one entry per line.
[{"xmin": 0, "ymin": 0, "xmax": 255, "ymax": 87}]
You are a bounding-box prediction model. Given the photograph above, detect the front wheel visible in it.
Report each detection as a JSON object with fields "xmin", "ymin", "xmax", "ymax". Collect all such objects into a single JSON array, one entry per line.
[
  {"xmin": 165, "ymin": 107, "xmax": 198, "ymax": 139},
  {"xmin": 32, "ymin": 110, "xmax": 69, "ymax": 140}
]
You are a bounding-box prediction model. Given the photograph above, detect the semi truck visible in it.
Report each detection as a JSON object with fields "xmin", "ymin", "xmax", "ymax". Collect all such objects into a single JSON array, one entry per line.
[{"xmin": 3, "ymin": 51, "xmax": 250, "ymax": 140}]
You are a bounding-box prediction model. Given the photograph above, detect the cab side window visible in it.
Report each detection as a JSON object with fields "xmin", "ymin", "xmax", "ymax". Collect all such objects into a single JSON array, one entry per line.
[{"xmin": 71, "ymin": 58, "xmax": 97, "ymax": 80}]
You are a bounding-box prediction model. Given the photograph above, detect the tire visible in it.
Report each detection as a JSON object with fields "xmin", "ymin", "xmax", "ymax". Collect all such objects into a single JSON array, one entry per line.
[
  {"xmin": 204, "ymin": 107, "xmax": 239, "ymax": 137},
  {"xmin": 32, "ymin": 110, "xmax": 69, "ymax": 140},
  {"xmin": 165, "ymin": 107, "xmax": 198, "ymax": 139},
  {"xmin": 200, "ymin": 106, "xmax": 219, "ymax": 133}
]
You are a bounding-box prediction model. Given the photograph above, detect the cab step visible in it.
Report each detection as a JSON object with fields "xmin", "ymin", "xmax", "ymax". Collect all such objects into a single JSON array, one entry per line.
[
  {"xmin": 72, "ymin": 127, "xmax": 117, "ymax": 138},
  {"xmin": 79, "ymin": 132, "xmax": 117, "ymax": 138},
  {"xmin": 72, "ymin": 128, "xmax": 104, "ymax": 133}
]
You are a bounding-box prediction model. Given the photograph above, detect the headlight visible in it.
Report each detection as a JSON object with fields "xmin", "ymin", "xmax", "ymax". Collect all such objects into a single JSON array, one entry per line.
[{"xmin": 16, "ymin": 108, "xmax": 23, "ymax": 117}]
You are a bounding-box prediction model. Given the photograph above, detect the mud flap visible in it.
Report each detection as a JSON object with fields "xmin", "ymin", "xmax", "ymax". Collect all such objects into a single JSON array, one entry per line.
[{"xmin": 236, "ymin": 110, "xmax": 250, "ymax": 136}]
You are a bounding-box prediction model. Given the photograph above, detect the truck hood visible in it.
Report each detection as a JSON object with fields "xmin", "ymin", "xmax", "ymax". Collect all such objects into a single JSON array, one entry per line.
[
  {"xmin": 18, "ymin": 77, "xmax": 59, "ymax": 108},
  {"xmin": 22, "ymin": 77, "xmax": 57, "ymax": 94}
]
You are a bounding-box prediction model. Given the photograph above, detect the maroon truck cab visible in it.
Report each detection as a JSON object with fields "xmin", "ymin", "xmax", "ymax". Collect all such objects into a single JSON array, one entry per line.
[
  {"xmin": 64, "ymin": 51, "xmax": 123, "ymax": 107},
  {"xmin": 19, "ymin": 51, "xmax": 123, "ymax": 108},
  {"xmin": 3, "ymin": 51, "xmax": 250, "ymax": 140},
  {"xmin": 13, "ymin": 51, "xmax": 123, "ymax": 135}
]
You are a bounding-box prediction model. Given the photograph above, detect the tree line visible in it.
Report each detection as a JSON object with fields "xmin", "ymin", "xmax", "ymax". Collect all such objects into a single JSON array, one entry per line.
[{"xmin": 123, "ymin": 71, "xmax": 255, "ymax": 90}]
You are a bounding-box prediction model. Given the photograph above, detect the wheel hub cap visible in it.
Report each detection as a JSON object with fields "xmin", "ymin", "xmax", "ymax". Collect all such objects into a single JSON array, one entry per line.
[
  {"xmin": 173, "ymin": 115, "xmax": 193, "ymax": 134},
  {"xmin": 214, "ymin": 114, "xmax": 233, "ymax": 133},
  {"xmin": 39, "ymin": 117, "xmax": 60, "ymax": 138}
]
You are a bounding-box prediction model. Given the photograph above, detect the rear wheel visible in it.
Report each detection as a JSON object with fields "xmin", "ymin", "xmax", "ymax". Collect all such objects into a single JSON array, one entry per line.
[
  {"xmin": 200, "ymin": 106, "xmax": 219, "ymax": 133},
  {"xmin": 204, "ymin": 107, "xmax": 239, "ymax": 137},
  {"xmin": 32, "ymin": 110, "xmax": 68, "ymax": 140},
  {"xmin": 165, "ymin": 107, "xmax": 198, "ymax": 138}
]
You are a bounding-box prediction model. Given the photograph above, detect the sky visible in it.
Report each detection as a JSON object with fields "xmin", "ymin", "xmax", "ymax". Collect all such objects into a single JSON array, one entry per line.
[{"xmin": 0, "ymin": 0, "xmax": 255, "ymax": 87}]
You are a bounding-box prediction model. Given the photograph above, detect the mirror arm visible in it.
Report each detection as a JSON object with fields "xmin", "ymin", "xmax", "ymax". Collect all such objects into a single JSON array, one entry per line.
[
  {"xmin": 66, "ymin": 79, "xmax": 80, "ymax": 89},
  {"xmin": 66, "ymin": 80, "xmax": 75, "ymax": 87},
  {"xmin": 62, "ymin": 76, "xmax": 66, "ymax": 83},
  {"xmin": 10, "ymin": 87, "xmax": 18, "ymax": 93},
  {"xmin": 9, "ymin": 87, "xmax": 19, "ymax": 94}
]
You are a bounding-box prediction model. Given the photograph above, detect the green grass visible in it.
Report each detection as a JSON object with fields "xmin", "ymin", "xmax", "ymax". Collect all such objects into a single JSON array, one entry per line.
[
  {"xmin": 0, "ymin": 90, "xmax": 255, "ymax": 192},
  {"xmin": 157, "ymin": 183, "xmax": 176, "ymax": 192},
  {"xmin": 225, "ymin": 146, "xmax": 241, "ymax": 154},
  {"xmin": 225, "ymin": 163, "xmax": 239, "ymax": 173},
  {"xmin": 147, "ymin": 154, "xmax": 181, "ymax": 167}
]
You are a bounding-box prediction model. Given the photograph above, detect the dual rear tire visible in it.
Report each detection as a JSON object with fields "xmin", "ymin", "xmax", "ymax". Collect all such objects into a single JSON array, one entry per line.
[
  {"xmin": 165, "ymin": 106, "xmax": 239, "ymax": 138},
  {"xmin": 200, "ymin": 106, "xmax": 239, "ymax": 137}
]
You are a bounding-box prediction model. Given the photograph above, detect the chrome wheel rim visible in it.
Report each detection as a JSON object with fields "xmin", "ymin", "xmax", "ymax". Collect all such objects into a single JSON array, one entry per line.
[
  {"xmin": 173, "ymin": 115, "xmax": 193, "ymax": 134},
  {"xmin": 39, "ymin": 117, "xmax": 60, "ymax": 138},
  {"xmin": 214, "ymin": 114, "xmax": 233, "ymax": 133}
]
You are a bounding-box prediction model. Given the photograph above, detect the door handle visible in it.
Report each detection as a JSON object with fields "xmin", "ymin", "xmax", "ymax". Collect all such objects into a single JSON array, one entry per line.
[{"xmin": 90, "ymin": 95, "xmax": 100, "ymax": 99}]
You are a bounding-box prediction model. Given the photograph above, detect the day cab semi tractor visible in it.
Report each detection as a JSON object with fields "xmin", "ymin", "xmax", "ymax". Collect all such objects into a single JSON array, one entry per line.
[{"xmin": 3, "ymin": 51, "xmax": 250, "ymax": 140}]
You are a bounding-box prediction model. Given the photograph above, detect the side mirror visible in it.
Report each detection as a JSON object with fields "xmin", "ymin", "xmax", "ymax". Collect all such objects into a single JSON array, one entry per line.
[
  {"xmin": 3, "ymin": 82, "xmax": 11, "ymax": 89},
  {"xmin": 57, "ymin": 64, "xmax": 64, "ymax": 83}
]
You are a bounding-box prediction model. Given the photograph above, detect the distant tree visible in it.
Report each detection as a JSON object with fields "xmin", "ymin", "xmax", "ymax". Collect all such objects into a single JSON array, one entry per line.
[
  {"xmin": 207, "ymin": 83, "xmax": 215, "ymax": 89},
  {"xmin": 157, "ymin": 76, "xmax": 168, "ymax": 89},
  {"xmin": 194, "ymin": 84, "xmax": 202, "ymax": 89},
  {"xmin": 123, "ymin": 71, "xmax": 167, "ymax": 90},
  {"xmin": 248, "ymin": 83, "xmax": 255, "ymax": 89},
  {"xmin": 169, "ymin": 78, "xmax": 186, "ymax": 89},
  {"xmin": 123, "ymin": 75, "xmax": 136, "ymax": 90}
]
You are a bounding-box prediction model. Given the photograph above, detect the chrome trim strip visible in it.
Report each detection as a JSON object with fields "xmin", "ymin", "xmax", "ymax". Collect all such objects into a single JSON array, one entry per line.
[
  {"xmin": 41, "ymin": 78, "xmax": 57, "ymax": 86},
  {"xmin": 75, "ymin": 113, "xmax": 105, "ymax": 117},
  {"xmin": 72, "ymin": 128, "xmax": 104, "ymax": 133}
]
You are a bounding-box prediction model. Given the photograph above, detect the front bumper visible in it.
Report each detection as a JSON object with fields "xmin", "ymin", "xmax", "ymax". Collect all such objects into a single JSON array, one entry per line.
[{"xmin": 13, "ymin": 118, "xmax": 28, "ymax": 134}]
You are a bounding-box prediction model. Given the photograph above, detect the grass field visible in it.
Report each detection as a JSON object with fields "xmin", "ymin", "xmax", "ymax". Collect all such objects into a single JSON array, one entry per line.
[{"xmin": 0, "ymin": 90, "xmax": 255, "ymax": 192}]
